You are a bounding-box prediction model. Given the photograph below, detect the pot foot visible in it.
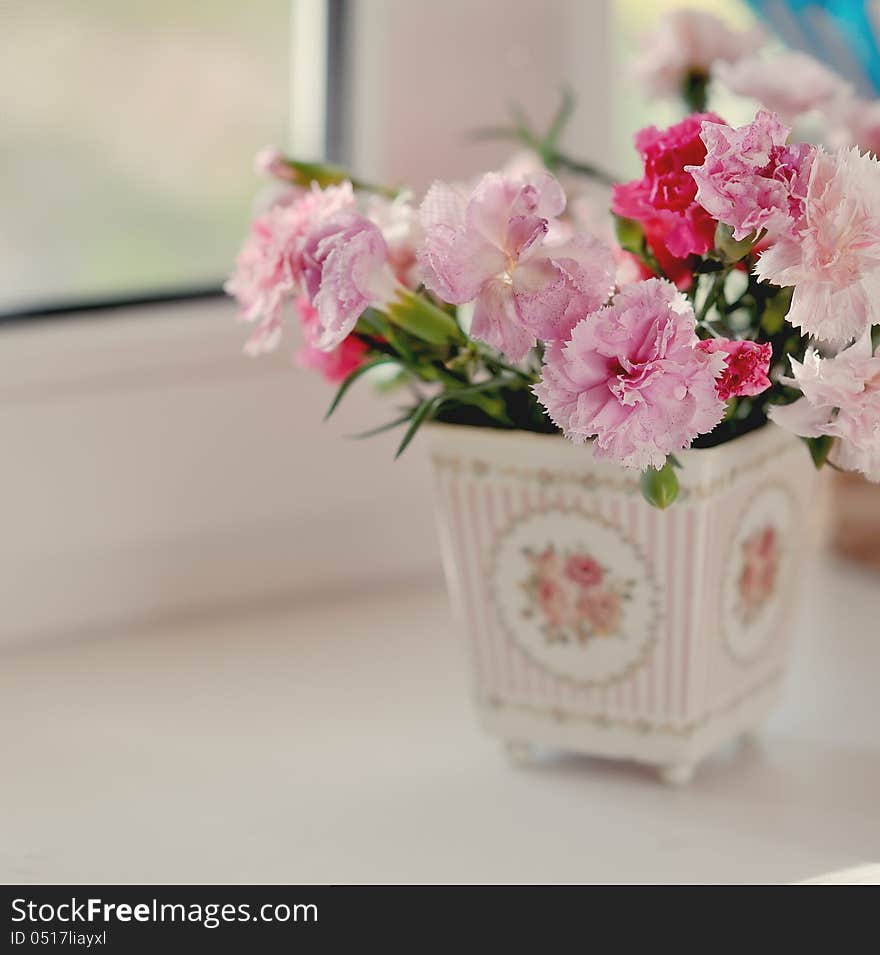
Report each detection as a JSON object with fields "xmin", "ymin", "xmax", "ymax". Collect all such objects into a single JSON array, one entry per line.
[
  {"xmin": 659, "ymin": 762, "xmax": 695, "ymax": 786},
  {"xmin": 503, "ymin": 739, "xmax": 533, "ymax": 766}
]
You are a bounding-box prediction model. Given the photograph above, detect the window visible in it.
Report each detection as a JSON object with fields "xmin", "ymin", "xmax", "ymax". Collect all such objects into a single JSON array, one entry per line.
[{"xmin": 0, "ymin": 0, "xmax": 291, "ymax": 314}]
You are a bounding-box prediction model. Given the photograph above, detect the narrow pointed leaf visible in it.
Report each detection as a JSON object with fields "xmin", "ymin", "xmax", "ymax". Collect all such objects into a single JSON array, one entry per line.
[
  {"xmin": 395, "ymin": 399, "xmax": 436, "ymax": 459},
  {"xmin": 348, "ymin": 411, "xmax": 414, "ymax": 440},
  {"xmin": 806, "ymin": 434, "xmax": 834, "ymax": 469},
  {"xmin": 544, "ymin": 87, "xmax": 575, "ymax": 153},
  {"xmin": 324, "ymin": 357, "xmax": 398, "ymax": 421}
]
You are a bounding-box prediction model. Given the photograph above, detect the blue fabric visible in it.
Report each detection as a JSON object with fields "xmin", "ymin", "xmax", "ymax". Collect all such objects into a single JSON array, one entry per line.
[{"xmin": 744, "ymin": 0, "xmax": 880, "ymax": 94}]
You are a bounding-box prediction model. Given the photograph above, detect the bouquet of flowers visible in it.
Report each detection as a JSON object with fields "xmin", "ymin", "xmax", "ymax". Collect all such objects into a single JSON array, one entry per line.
[{"xmin": 227, "ymin": 30, "xmax": 880, "ymax": 510}]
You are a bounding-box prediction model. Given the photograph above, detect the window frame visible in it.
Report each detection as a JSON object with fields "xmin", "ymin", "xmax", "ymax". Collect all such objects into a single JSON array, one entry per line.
[{"xmin": 1, "ymin": 0, "xmax": 346, "ymax": 324}]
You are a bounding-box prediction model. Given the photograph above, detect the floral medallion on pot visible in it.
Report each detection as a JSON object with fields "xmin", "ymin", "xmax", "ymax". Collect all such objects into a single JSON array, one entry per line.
[
  {"xmin": 491, "ymin": 508, "xmax": 660, "ymax": 686},
  {"xmin": 721, "ymin": 483, "xmax": 796, "ymax": 664}
]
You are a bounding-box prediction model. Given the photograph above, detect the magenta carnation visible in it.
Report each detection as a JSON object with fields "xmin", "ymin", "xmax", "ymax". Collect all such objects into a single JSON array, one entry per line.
[
  {"xmin": 696, "ymin": 338, "xmax": 773, "ymax": 401},
  {"xmin": 418, "ymin": 171, "xmax": 615, "ymax": 361},
  {"xmin": 534, "ymin": 278, "xmax": 727, "ymax": 470},
  {"xmin": 612, "ymin": 114, "xmax": 724, "ymax": 277},
  {"xmin": 687, "ymin": 110, "xmax": 814, "ymax": 241}
]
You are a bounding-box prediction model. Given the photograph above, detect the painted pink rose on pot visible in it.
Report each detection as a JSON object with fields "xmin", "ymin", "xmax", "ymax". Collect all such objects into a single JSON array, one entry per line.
[
  {"xmin": 738, "ymin": 525, "xmax": 779, "ymax": 623},
  {"xmin": 577, "ymin": 589, "xmax": 623, "ymax": 637},
  {"xmin": 564, "ymin": 554, "xmax": 603, "ymax": 589},
  {"xmin": 522, "ymin": 544, "xmax": 632, "ymax": 644}
]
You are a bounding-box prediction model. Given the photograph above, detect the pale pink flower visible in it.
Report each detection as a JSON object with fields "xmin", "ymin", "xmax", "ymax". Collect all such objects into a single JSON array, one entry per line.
[
  {"xmin": 713, "ymin": 50, "xmax": 851, "ymax": 123},
  {"xmin": 827, "ymin": 98, "xmax": 880, "ymax": 155},
  {"xmin": 301, "ymin": 212, "xmax": 399, "ymax": 350},
  {"xmin": 768, "ymin": 333, "xmax": 880, "ymax": 482},
  {"xmin": 687, "ymin": 110, "xmax": 814, "ymax": 240},
  {"xmin": 225, "ymin": 182, "xmax": 355, "ymax": 352},
  {"xmin": 754, "ymin": 147, "xmax": 880, "ymax": 345},
  {"xmin": 254, "ymin": 145, "xmax": 294, "ymax": 181},
  {"xmin": 251, "ymin": 182, "xmax": 302, "ymax": 218},
  {"xmin": 577, "ymin": 589, "xmax": 622, "ymax": 636},
  {"xmin": 695, "ymin": 338, "xmax": 773, "ymax": 401},
  {"xmin": 242, "ymin": 314, "xmax": 283, "ymax": 357},
  {"xmin": 365, "ymin": 190, "xmax": 422, "ymax": 289},
  {"xmin": 534, "ymin": 278, "xmax": 727, "ymax": 470},
  {"xmin": 293, "ymin": 297, "xmax": 367, "ymax": 383},
  {"xmin": 537, "ymin": 577, "xmax": 579, "ymax": 630},
  {"xmin": 561, "ymin": 191, "xmax": 650, "ymax": 287},
  {"xmin": 418, "ymin": 171, "xmax": 615, "ymax": 361},
  {"xmin": 500, "ymin": 149, "xmax": 547, "ymax": 182},
  {"xmin": 635, "ymin": 9, "xmax": 762, "ymax": 99}
]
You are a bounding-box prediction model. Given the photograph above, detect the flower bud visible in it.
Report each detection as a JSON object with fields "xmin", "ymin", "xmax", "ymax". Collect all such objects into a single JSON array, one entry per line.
[{"xmin": 640, "ymin": 460, "xmax": 680, "ymax": 509}]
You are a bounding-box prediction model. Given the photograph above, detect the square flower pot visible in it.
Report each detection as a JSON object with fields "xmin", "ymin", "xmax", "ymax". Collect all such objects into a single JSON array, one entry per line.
[{"xmin": 427, "ymin": 423, "xmax": 819, "ymax": 784}]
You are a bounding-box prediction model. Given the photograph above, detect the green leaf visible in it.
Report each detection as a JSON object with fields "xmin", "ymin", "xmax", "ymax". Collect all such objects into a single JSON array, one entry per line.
[
  {"xmin": 395, "ymin": 399, "xmax": 436, "ymax": 459},
  {"xmin": 614, "ymin": 215, "xmax": 645, "ymax": 256},
  {"xmin": 805, "ymin": 434, "xmax": 834, "ymax": 469},
  {"xmin": 760, "ymin": 286, "xmax": 793, "ymax": 336},
  {"xmin": 639, "ymin": 460, "xmax": 680, "ymax": 510},
  {"xmin": 282, "ymin": 158, "xmax": 398, "ymax": 198},
  {"xmin": 713, "ymin": 222, "xmax": 754, "ymax": 264},
  {"xmin": 466, "ymin": 125, "xmax": 529, "ymax": 143},
  {"xmin": 348, "ymin": 411, "xmax": 413, "ymax": 440},
  {"xmin": 543, "ymin": 87, "xmax": 576, "ymax": 154},
  {"xmin": 393, "ymin": 377, "xmax": 522, "ymax": 457},
  {"xmin": 552, "ymin": 153, "xmax": 617, "ymax": 186},
  {"xmin": 323, "ymin": 357, "xmax": 398, "ymax": 421}
]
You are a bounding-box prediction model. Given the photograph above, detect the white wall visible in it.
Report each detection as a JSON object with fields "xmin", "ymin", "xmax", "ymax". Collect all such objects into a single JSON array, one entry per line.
[
  {"xmin": 345, "ymin": 0, "xmax": 614, "ymax": 189},
  {"xmin": 0, "ymin": 300, "xmax": 439, "ymax": 646}
]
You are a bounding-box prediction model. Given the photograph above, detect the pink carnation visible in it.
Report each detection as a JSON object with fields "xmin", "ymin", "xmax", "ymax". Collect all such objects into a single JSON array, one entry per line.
[
  {"xmin": 294, "ymin": 296, "xmax": 367, "ymax": 383},
  {"xmin": 254, "ymin": 146, "xmax": 295, "ymax": 181},
  {"xmin": 301, "ymin": 212, "xmax": 399, "ymax": 350},
  {"xmin": 612, "ymin": 114, "xmax": 725, "ymax": 279},
  {"xmin": 634, "ymin": 9, "xmax": 762, "ymax": 99},
  {"xmin": 687, "ymin": 110, "xmax": 814, "ymax": 241},
  {"xmin": 828, "ymin": 98, "xmax": 880, "ymax": 156},
  {"xmin": 754, "ymin": 146, "xmax": 880, "ymax": 346},
  {"xmin": 418, "ymin": 171, "xmax": 615, "ymax": 361},
  {"xmin": 365, "ymin": 191, "xmax": 422, "ymax": 289},
  {"xmin": 225, "ymin": 182, "xmax": 355, "ymax": 352},
  {"xmin": 768, "ymin": 333, "xmax": 880, "ymax": 481},
  {"xmin": 534, "ymin": 278, "xmax": 727, "ymax": 470},
  {"xmin": 713, "ymin": 50, "xmax": 851, "ymax": 123},
  {"xmin": 696, "ymin": 338, "xmax": 773, "ymax": 401}
]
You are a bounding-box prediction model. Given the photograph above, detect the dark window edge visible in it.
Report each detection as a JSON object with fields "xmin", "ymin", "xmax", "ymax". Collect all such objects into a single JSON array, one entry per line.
[
  {"xmin": 325, "ymin": 0, "xmax": 350, "ymax": 164},
  {"xmin": 0, "ymin": 285, "xmax": 226, "ymax": 327}
]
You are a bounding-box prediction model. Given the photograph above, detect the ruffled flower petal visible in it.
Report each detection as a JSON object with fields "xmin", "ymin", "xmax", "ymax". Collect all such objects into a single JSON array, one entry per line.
[{"xmin": 534, "ymin": 278, "xmax": 727, "ymax": 470}]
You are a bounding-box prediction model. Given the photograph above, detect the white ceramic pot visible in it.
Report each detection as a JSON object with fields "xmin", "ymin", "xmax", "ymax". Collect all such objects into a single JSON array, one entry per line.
[{"xmin": 426, "ymin": 423, "xmax": 819, "ymax": 784}]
